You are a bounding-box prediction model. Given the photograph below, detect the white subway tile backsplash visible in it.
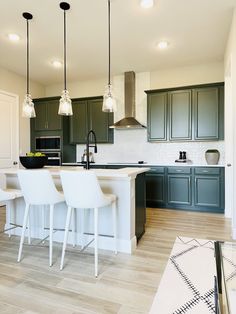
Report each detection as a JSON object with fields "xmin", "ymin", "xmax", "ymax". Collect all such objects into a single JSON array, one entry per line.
[{"xmin": 76, "ymin": 128, "xmax": 224, "ymax": 165}]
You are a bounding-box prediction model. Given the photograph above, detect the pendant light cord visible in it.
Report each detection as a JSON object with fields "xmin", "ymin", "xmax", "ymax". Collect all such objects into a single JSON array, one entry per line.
[
  {"xmin": 64, "ymin": 9, "xmax": 67, "ymax": 90},
  {"xmin": 108, "ymin": 0, "xmax": 111, "ymax": 86},
  {"xmin": 26, "ymin": 19, "xmax": 29, "ymax": 95}
]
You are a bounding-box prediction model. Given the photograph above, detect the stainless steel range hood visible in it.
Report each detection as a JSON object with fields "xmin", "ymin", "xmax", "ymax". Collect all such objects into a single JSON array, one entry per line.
[{"xmin": 109, "ymin": 71, "xmax": 146, "ymax": 129}]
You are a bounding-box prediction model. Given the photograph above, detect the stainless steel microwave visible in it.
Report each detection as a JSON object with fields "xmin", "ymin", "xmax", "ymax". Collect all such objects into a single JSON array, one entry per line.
[{"xmin": 35, "ymin": 136, "xmax": 61, "ymax": 151}]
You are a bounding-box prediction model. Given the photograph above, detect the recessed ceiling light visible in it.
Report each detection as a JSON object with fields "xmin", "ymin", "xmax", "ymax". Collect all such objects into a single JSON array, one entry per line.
[
  {"xmin": 51, "ymin": 60, "xmax": 63, "ymax": 68},
  {"xmin": 8, "ymin": 33, "xmax": 20, "ymax": 42},
  {"xmin": 157, "ymin": 41, "xmax": 169, "ymax": 49},
  {"xmin": 140, "ymin": 0, "xmax": 154, "ymax": 9}
]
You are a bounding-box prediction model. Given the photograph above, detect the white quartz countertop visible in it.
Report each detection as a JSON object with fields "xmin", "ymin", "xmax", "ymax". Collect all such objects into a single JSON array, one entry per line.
[
  {"xmin": 0, "ymin": 166, "xmax": 150, "ymax": 179},
  {"xmin": 62, "ymin": 162, "xmax": 225, "ymax": 168}
]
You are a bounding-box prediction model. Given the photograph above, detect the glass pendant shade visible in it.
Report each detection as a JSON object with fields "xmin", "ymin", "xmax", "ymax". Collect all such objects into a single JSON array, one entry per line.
[
  {"xmin": 22, "ymin": 94, "xmax": 36, "ymax": 118},
  {"xmin": 103, "ymin": 85, "xmax": 116, "ymax": 112},
  {"xmin": 58, "ymin": 89, "xmax": 72, "ymax": 115}
]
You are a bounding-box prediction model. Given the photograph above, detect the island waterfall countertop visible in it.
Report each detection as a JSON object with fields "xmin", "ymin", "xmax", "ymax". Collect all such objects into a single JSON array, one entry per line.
[{"xmin": 1, "ymin": 166, "xmax": 150, "ymax": 254}]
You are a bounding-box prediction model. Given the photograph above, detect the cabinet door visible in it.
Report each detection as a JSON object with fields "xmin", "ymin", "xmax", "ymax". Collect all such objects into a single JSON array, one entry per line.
[
  {"xmin": 88, "ymin": 99, "xmax": 113, "ymax": 143},
  {"xmin": 169, "ymin": 90, "xmax": 192, "ymax": 140},
  {"xmin": 194, "ymin": 176, "xmax": 220, "ymax": 208},
  {"xmin": 146, "ymin": 173, "xmax": 165, "ymax": 207},
  {"xmin": 147, "ymin": 93, "xmax": 167, "ymax": 141},
  {"xmin": 47, "ymin": 100, "xmax": 62, "ymax": 130},
  {"xmin": 194, "ymin": 87, "xmax": 219, "ymax": 140},
  {"xmin": 70, "ymin": 100, "xmax": 88, "ymax": 143},
  {"xmin": 167, "ymin": 175, "xmax": 191, "ymax": 206},
  {"xmin": 34, "ymin": 102, "xmax": 47, "ymax": 131}
]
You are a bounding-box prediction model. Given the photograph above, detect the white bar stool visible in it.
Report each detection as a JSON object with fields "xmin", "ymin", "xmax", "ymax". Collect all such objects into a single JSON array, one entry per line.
[
  {"xmin": 0, "ymin": 188, "xmax": 23, "ymax": 236},
  {"xmin": 60, "ymin": 170, "xmax": 117, "ymax": 277},
  {"xmin": 17, "ymin": 169, "xmax": 65, "ymax": 266}
]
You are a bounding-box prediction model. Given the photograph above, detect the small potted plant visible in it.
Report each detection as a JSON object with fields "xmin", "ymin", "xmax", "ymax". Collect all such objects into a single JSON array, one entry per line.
[{"xmin": 205, "ymin": 149, "xmax": 220, "ymax": 165}]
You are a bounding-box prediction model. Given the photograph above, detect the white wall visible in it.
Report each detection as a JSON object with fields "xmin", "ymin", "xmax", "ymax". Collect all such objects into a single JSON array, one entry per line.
[
  {"xmin": 0, "ymin": 66, "xmax": 45, "ymax": 155},
  {"xmin": 150, "ymin": 62, "xmax": 224, "ymax": 89},
  {"xmin": 224, "ymin": 9, "xmax": 236, "ymax": 237},
  {"xmin": 45, "ymin": 62, "xmax": 225, "ymax": 165}
]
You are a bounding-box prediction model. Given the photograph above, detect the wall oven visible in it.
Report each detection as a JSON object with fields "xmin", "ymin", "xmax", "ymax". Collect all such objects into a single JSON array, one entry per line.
[
  {"xmin": 43, "ymin": 152, "xmax": 61, "ymax": 166},
  {"xmin": 35, "ymin": 136, "xmax": 61, "ymax": 151}
]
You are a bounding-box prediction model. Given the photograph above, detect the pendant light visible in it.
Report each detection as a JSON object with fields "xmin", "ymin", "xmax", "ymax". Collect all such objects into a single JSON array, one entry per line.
[
  {"xmin": 102, "ymin": 0, "xmax": 116, "ymax": 112},
  {"xmin": 58, "ymin": 2, "xmax": 73, "ymax": 116},
  {"xmin": 22, "ymin": 12, "xmax": 35, "ymax": 118}
]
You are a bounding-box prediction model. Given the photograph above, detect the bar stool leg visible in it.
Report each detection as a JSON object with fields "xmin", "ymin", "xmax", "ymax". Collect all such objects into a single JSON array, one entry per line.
[
  {"xmin": 112, "ymin": 201, "xmax": 117, "ymax": 254},
  {"xmin": 94, "ymin": 207, "xmax": 98, "ymax": 277},
  {"xmin": 81, "ymin": 208, "xmax": 85, "ymax": 250},
  {"xmin": 27, "ymin": 209, "xmax": 31, "ymax": 244},
  {"xmin": 72, "ymin": 207, "xmax": 76, "ymax": 248},
  {"xmin": 49, "ymin": 204, "xmax": 54, "ymax": 267},
  {"xmin": 41, "ymin": 205, "xmax": 46, "ymax": 242},
  {"xmin": 60, "ymin": 206, "xmax": 72, "ymax": 270},
  {"xmin": 17, "ymin": 204, "xmax": 30, "ymax": 262}
]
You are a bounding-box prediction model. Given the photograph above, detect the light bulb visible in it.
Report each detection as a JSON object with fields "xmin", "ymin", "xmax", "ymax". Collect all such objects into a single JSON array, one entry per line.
[
  {"xmin": 140, "ymin": 0, "xmax": 154, "ymax": 9},
  {"xmin": 58, "ymin": 90, "xmax": 73, "ymax": 116},
  {"xmin": 22, "ymin": 94, "xmax": 36, "ymax": 118},
  {"xmin": 158, "ymin": 41, "xmax": 169, "ymax": 49},
  {"xmin": 8, "ymin": 33, "xmax": 20, "ymax": 42},
  {"xmin": 102, "ymin": 85, "xmax": 117, "ymax": 112}
]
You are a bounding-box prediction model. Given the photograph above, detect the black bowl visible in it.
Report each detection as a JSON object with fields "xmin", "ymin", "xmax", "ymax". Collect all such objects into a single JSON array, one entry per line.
[{"xmin": 20, "ymin": 156, "xmax": 48, "ymax": 169}]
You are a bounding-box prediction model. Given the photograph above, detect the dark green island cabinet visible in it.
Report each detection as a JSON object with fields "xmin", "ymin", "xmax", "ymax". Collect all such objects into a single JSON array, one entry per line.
[
  {"xmin": 146, "ymin": 82, "xmax": 224, "ymax": 142},
  {"xmin": 146, "ymin": 166, "xmax": 224, "ymax": 213}
]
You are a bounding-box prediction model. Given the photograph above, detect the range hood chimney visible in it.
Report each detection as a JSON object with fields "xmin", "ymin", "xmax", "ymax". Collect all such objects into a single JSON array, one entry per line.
[{"xmin": 109, "ymin": 71, "xmax": 146, "ymax": 129}]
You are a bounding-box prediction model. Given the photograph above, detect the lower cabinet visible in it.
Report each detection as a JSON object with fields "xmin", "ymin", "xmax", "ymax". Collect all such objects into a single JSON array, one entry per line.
[
  {"xmin": 193, "ymin": 167, "xmax": 224, "ymax": 210},
  {"xmin": 167, "ymin": 167, "xmax": 192, "ymax": 208},
  {"xmin": 146, "ymin": 167, "xmax": 166, "ymax": 207},
  {"xmin": 167, "ymin": 175, "xmax": 192, "ymax": 206},
  {"xmin": 146, "ymin": 166, "xmax": 224, "ymax": 213}
]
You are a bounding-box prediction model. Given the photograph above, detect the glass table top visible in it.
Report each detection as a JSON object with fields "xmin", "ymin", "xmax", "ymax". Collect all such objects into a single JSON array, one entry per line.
[{"xmin": 215, "ymin": 241, "xmax": 236, "ymax": 314}]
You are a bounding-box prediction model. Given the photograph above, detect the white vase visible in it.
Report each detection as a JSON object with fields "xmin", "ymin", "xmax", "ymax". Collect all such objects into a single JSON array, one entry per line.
[{"xmin": 205, "ymin": 150, "xmax": 220, "ymax": 165}]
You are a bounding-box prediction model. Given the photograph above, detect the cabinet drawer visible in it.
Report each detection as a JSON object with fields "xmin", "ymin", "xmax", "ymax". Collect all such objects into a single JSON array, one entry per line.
[
  {"xmin": 194, "ymin": 167, "xmax": 220, "ymax": 175},
  {"xmin": 167, "ymin": 167, "xmax": 191, "ymax": 174},
  {"xmin": 148, "ymin": 167, "xmax": 165, "ymax": 174}
]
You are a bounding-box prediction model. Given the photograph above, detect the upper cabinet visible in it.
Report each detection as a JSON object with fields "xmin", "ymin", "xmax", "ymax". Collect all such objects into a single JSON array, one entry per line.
[
  {"xmin": 169, "ymin": 90, "xmax": 192, "ymax": 141},
  {"xmin": 146, "ymin": 83, "xmax": 224, "ymax": 142},
  {"xmin": 147, "ymin": 93, "xmax": 167, "ymax": 141},
  {"xmin": 193, "ymin": 87, "xmax": 219, "ymax": 140},
  {"xmin": 69, "ymin": 97, "xmax": 114, "ymax": 144},
  {"xmin": 34, "ymin": 99, "xmax": 62, "ymax": 131}
]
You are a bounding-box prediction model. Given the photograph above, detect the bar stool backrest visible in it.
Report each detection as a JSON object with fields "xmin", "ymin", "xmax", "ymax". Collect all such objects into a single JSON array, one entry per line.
[
  {"xmin": 60, "ymin": 170, "xmax": 110, "ymax": 209},
  {"xmin": 18, "ymin": 170, "xmax": 63, "ymax": 205}
]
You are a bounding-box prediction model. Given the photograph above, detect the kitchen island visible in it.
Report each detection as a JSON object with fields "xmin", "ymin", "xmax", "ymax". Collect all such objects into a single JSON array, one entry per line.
[{"xmin": 1, "ymin": 166, "xmax": 149, "ymax": 253}]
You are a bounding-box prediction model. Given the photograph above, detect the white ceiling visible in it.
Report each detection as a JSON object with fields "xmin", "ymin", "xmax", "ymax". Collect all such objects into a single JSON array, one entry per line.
[{"xmin": 0, "ymin": 0, "xmax": 235, "ymax": 85}]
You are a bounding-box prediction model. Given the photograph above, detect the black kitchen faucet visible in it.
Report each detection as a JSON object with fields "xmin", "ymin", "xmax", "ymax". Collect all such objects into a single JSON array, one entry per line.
[{"xmin": 85, "ymin": 130, "xmax": 97, "ymax": 170}]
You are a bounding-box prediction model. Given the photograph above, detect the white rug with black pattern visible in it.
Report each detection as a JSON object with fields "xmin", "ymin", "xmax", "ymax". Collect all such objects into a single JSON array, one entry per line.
[{"xmin": 149, "ymin": 237, "xmax": 217, "ymax": 314}]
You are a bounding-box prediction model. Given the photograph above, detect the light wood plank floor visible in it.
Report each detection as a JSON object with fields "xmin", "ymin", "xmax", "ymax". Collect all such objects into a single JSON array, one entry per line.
[{"xmin": 0, "ymin": 206, "xmax": 233, "ymax": 314}]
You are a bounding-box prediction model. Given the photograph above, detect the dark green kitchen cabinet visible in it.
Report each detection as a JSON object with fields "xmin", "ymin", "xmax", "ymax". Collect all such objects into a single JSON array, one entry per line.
[
  {"xmin": 194, "ymin": 167, "xmax": 224, "ymax": 211},
  {"xmin": 146, "ymin": 167, "xmax": 166, "ymax": 207},
  {"xmin": 147, "ymin": 93, "xmax": 167, "ymax": 141},
  {"xmin": 193, "ymin": 87, "xmax": 219, "ymax": 140},
  {"xmin": 146, "ymin": 82, "xmax": 224, "ymax": 142},
  {"xmin": 69, "ymin": 100, "xmax": 88, "ymax": 143},
  {"xmin": 167, "ymin": 167, "xmax": 192, "ymax": 207},
  {"xmin": 169, "ymin": 90, "xmax": 192, "ymax": 140},
  {"xmin": 70, "ymin": 97, "xmax": 114, "ymax": 144},
  {"xmin": 34, "ymin": 99, "xmax": 62, "ymax": 131},
  {"xmin": 145, "ymin": 165, "xmax": 224, "ymax": 213}
]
